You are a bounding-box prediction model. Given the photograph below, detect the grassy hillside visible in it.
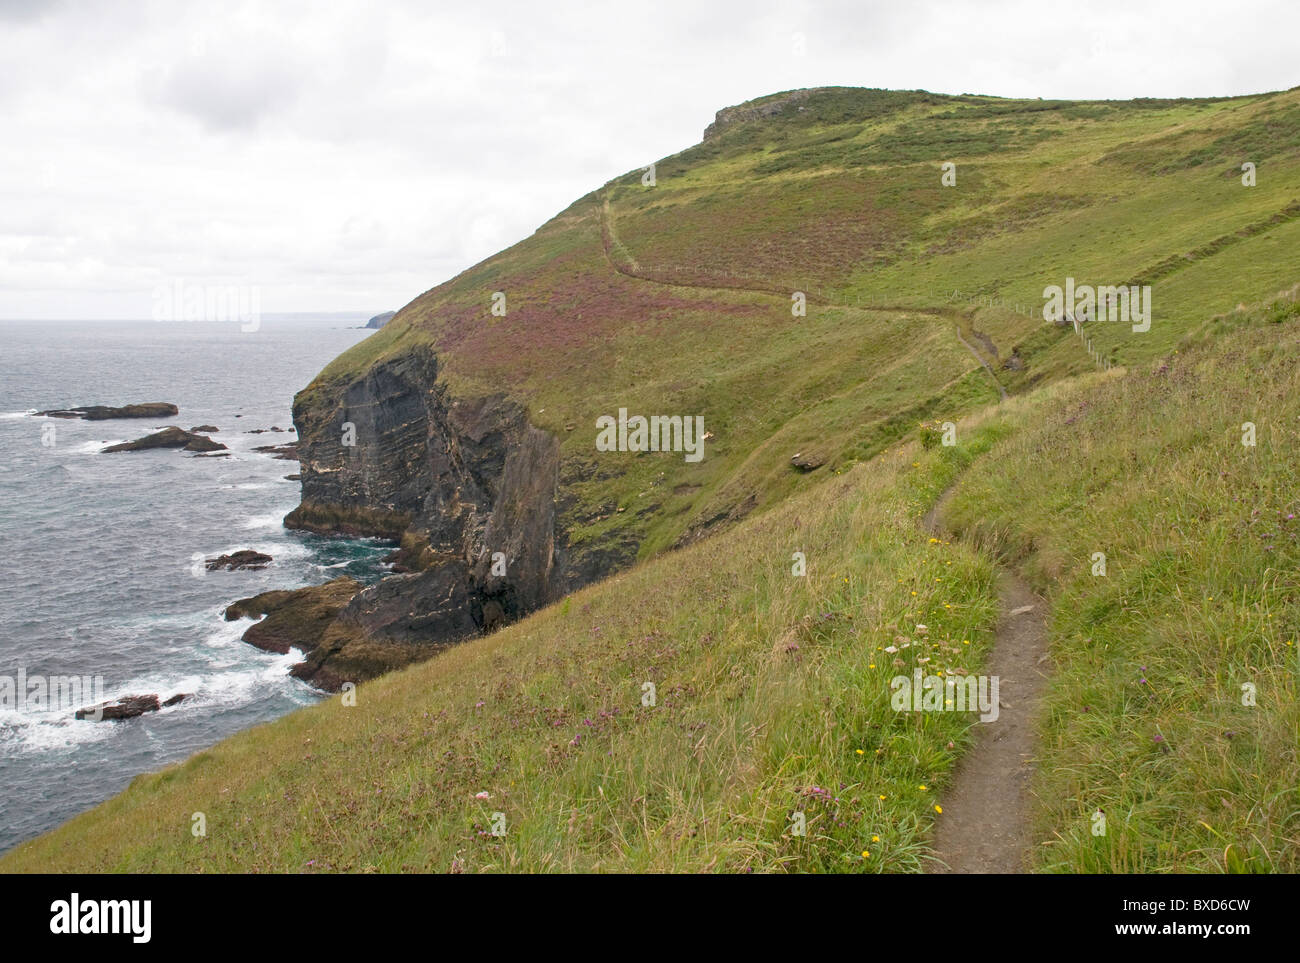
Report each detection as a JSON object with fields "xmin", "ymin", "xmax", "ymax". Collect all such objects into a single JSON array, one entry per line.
[
  {"xmin": 7, "ymin": 87, "xmax": 1300, "ymax": 872},
  {"xmin": 304, "ymin": 85, "xmax": 1300, "ymax": 572},
  {"xmin": 943, "ymin": 295, "xmax": 1300, "ymax": 872},
  {"xmin": 8, "ymin": 294, "xmax": 1299, "ymax": 872},
  {"xmin": 4, "ymin": 425, "xmax": 1006, "ymax": 872}
]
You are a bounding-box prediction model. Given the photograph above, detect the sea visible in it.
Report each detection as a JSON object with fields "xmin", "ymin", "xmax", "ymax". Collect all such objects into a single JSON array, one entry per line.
[{"xmin": 0, "ymin": 315, "xmax": 392, "ymax": 854}]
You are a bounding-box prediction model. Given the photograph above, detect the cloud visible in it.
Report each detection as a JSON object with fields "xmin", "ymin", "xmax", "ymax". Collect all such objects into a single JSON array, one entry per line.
[
  {"xmin": 0, "ymin": 0, "xmax": 62, "ymax": 23},
  {"xmin": 1, "ymin": 0, "xmax": 1298, "ymax": 318},
  {"xmin": 150, "ymin": 55, "xmax": 302, "ymax": 132}
]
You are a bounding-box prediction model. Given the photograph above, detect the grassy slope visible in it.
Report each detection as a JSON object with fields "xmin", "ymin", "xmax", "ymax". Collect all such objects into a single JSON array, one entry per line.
[
  {"xmin": 7, "ymin": 88, "xmax": 1300, "ymax": 872},
  {"xmin": 943, "ymin": 299, "xmax": 1300, "ymax": 872},
  {"xmin": 11, "ymin": 296, "xmax": 1299, "ymax": 872},
  {"xmin": 4, "ymin": 428, "xmax": 1005, "ymax": 872},
  {"xmin": 299, "ymin": 86, "xmax": 1300, "ymax": 573}
]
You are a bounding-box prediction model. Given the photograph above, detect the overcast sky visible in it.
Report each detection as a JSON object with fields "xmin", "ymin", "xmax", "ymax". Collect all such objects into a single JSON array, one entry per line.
[{"xmin": 2, "ymin": 0, "xmax": 1296, "ymax": 319}]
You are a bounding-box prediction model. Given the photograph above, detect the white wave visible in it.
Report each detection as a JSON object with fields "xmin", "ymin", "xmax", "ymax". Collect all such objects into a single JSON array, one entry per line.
[
  {"xmin": 206, "ymin": 538, "xmax": 307, "ymax": 562},
  {"xmin": 0, "ymin": 709, "xmax": 117, "ymax": 752},
  {"xmin": 242, "ymin": 512, "xmax": 286, "ymax": 530},
  {"xmin": 69, "ymin": 439, "xmax": 125, "ymax": 454},
  {"xmin": 0, "ymin": 410, "xmax": 37, "ymax": 419}
]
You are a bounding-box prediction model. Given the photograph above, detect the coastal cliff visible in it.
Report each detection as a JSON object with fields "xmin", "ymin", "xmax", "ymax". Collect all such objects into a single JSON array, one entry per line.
[{"xmin": 272, "ymin": 342, "xmax": 578, "ymax": 688}]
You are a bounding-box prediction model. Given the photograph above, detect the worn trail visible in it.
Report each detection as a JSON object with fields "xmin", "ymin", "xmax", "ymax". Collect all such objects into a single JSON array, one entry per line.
[{"xmin": 923, "ymin": 493, "xmax": 1050, "ymax": 873}]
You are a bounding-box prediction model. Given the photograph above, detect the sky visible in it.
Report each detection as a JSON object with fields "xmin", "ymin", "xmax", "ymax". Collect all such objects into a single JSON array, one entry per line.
[{"xmin": 2, "ymin": 0, "xmax": 1297, "ymax": 320}]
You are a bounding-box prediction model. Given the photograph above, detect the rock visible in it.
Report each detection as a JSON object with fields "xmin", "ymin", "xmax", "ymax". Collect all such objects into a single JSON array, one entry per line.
[
  {"xmin": 76, "ymin": 692, "xmax": 188, "ymax": 720},
  {"xmin": 102, "ymin": 427, "xmax": 227, "ymax": 454},
  {"xmin": 365, "ymin": 310, "xmax": 397, "ymax": 329},
  {"xmin": 252, "ymin": 442, "xmax": 298, "ymax": 460},
  {"xmin": 190, "ymin": 425, "xmax": 219, "ymax": 433},
  {"xmin": 284, "ymin": 473, "xmax": 301, "ymax": 481},
  {"xmin": 276, "ymin": 344, "xmax": 626, "ymax": 689},
  {"xmin": 703, "ymin": 89, "xmax": 816, "ymax": 140},
  {"xmin": 35, "ymin": 402, "xmax": 178, "ymax": 421},
  {"xmin": 244, "ymin": 427, "xmax": 287, "ymax": 434},
  {"xmin": 288, "ymin": 565, "xmax": 485, "ymax": 691},
  {"xmin": 205, "ymin": 550, "xmax": 273, "ymax": 571},
  {"xmin": 224, "ymin": 577, "xmax": 361, "ymax": 655},
  {"xmin": 183, "ymin": 434, "xmax": 226, "ymax": 453},
  {"xmin": 76, "ymin": 694, "xmax": 157, "ymax": 721},
  {"xmin": 790, "ymin": 451, "xmax": 825, "ymax": 471}
]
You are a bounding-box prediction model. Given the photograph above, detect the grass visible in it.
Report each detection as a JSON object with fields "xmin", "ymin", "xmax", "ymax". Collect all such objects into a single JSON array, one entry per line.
[
  {"xmin": 297, "ymin": 84, "xmax": 1300, "ymax": 568},
  {"xmin": 3, "ymin": 427, "xmax": 1005, "ymax": 872},
  {"xmin": 7, "ymin": 87, "xmax": 1300, "ymax": 872},
  {"xmin": 941, "ymin": 298, "xmax": 1300, "ymax": 872}
]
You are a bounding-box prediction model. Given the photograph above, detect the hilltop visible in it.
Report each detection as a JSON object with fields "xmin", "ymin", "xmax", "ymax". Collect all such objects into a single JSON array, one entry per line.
[{"xmin": 268, "ymin": 84, "xmax": 1300, "ymax": 688}]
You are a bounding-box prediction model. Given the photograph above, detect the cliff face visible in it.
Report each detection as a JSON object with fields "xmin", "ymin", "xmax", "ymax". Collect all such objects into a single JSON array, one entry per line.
[{"xmin": 281, "ymin": 343, "xmax": 571, "ymax": 687}]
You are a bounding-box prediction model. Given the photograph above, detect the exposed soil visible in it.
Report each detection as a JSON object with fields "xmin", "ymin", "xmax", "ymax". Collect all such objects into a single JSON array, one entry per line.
[{"xmin": 923, "ymin": 492, "xmax": 1050, "ymax": 873}]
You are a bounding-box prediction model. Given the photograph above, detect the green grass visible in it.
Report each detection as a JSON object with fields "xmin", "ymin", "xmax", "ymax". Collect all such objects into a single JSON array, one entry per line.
[
  {"xmin": 3, "ymin": 428, "xmax": 1005, "ymax": 872},
  {"xmin": 296, "ymin": 84, "xmax": 1300, "ymax": 566},
  {"xmin": 8, "ymin": 87, "xmax": 1300, "ymax": 872},
  {"xmin": 941, "ymin": 298, "xmax": 1300, "ymax": 872}
]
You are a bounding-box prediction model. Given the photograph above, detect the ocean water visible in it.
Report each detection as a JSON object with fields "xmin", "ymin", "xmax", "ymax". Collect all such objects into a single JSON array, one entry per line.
[{"xmin": 0, "ymin": 316, "xmax": 392, "ymax": 854}]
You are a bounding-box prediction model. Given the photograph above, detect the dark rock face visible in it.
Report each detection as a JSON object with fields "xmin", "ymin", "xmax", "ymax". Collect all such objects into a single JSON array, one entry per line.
[
  {"xmin": 190, "ymin": 425, "xmax": 219, "ymax": 433},
  {"xmin": 102, "ymin": 427, "xmax": 226, "ymax": 454},
  {"xmin": 36, "ymin": 402, "xmax": 178, "ymax": 421},
  {"xmin": 224, "ymin": 577, "xmax": 360, "ymax": 656},
  {"xmin": 75, "ymin": 693, "xmax": 186, "ymax": 721},
  {"xmin": 365, "ymin": 311, "xmax": 397, "ymax": 329},
  {"xmin": 279, "ymin": 342, "xmax": 598, "ymax": 688},
  {"xmin": 206, "ymin": 550, "xmax": 273, "ymax": 571}
]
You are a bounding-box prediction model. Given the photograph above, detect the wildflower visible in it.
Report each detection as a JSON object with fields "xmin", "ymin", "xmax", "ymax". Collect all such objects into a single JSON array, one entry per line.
[
  {"xmin": 862, "ymin": 850, "xmax": 870, "ymax": 858},
  {"xmin": 856, "ymin": 749, "xmax": 864, "ymax": 755},
  {"xmin": 919, "ymin": 785, "xmax": 927, "ymax": 790},
  {"xmin": 872, "ymin": 835, "xmax": 880, "ymax": 843},
  {"xmin": 475, "ymin": 791, "xmax": 491, "ymax": 800},
  {"xmin": 935, "ymin": 805, "xmax": 943, "ymax": 814},
  {"xmin": 878, "ymin": 794, "xmax": 886, "ymax": 800}
]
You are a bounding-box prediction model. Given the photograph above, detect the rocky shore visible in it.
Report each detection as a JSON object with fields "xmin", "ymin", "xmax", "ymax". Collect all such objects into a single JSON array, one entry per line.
[
  {"xmin": 102, "ymin": 426, "xmax": 226, "ymax": 454},
  {"xmin": 35, "ymin": 402, "xmax": 178, "ymax": 420}
]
